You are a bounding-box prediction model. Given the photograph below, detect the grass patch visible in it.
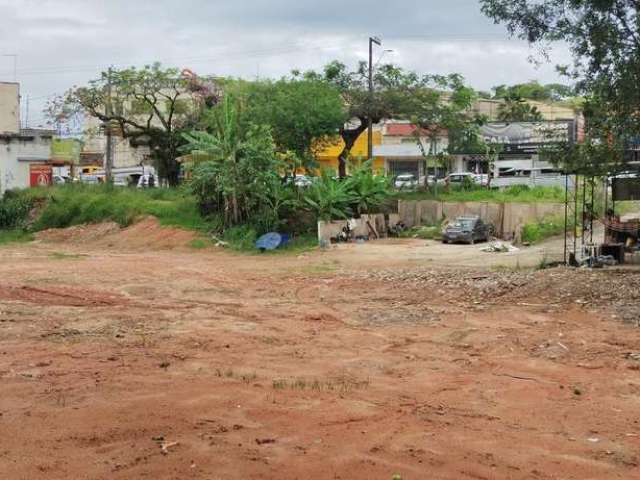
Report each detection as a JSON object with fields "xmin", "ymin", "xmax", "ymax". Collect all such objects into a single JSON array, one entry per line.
[
  {"xmin": 395, "ymin": 185, "xmax": 566, "ymax": 204},
  {"xmin": 0, "ymin": 230, "xmax": 34, "ymax": 245},
  {"xmin": 616, "ymin": 201, "xmax": 640, "ymax": 216},
  {"xmin": 521, "ymin": 216, "xmax": 565, "ymax": 244},
  {"xmin": 271, "ymin": 375, "xmax": 370, "ymax": 393},
  {"xmin": 49, "ymin": 252, "xmax": 88, "ymax": 260},
  {"xmin": 223, "ymin": 227, "xmax": 318, "ymax": 255},
  {"xmin": 188, "ymin": 238, "xmax": 210, "ymax": 249},
  {"xmin": 400, "ymin": 224, "xmax": 443, "ymax": 240},
  {"xmin": 29, "ymin": 184, "xmax": 210, "ymax": 232}
]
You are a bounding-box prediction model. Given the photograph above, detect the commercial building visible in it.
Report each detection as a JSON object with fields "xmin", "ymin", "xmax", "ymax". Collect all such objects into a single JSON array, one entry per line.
[{"xmin": 0, "ymin": 82, "xmax": 56, "ymax": 194}]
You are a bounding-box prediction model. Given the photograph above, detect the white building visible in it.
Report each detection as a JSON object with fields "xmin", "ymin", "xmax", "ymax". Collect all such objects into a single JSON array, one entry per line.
[{"xmin": 0, "ymin": 82, "xmax": 54, "ymax": 194}]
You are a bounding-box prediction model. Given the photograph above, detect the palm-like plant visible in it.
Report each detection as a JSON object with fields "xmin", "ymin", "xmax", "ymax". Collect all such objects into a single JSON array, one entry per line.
[
  {"xmin": 304, "ymin": 171, "xmax": 355, "ymax": 221},
  {"xmin": 345, "ymin": 161, "xmax": 392, "ymax": 216},
  {"xmin": 182, "ymin": 96, "xmax": 244, "ymax": 224}
]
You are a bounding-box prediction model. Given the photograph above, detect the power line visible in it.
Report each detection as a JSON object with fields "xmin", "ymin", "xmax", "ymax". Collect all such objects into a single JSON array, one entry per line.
[{"xmin": 0, "ymin": 42, "xmax": 348, "ymax": 78}]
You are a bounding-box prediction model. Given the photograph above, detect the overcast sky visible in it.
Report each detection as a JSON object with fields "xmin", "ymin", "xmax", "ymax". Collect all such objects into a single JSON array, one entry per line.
[{"xmin": 0, "ymin": 0, "xmax": 571, "ymax": 127}]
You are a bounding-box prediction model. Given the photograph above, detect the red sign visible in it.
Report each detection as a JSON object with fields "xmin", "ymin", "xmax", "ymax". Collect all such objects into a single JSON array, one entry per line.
[{"xmin": 30, "ymin": 164, "xmax": 52, "ymax": 187}]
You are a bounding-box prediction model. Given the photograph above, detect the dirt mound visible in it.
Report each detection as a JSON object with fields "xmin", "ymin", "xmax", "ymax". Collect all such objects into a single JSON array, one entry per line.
[
  {"xmin": 36, "ymin": 217, "xmax": 198, "ymax": 250},
  {"xmin": 36, "ymin": 222, "xmax": 121, "ymax": 244}
]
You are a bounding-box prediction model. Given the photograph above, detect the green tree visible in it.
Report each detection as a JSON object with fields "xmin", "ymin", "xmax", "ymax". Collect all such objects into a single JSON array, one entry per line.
[
  {"xmin": 481, "ymin": 0, "xmax": 640, "ymax": 155},
  {"xmin": 492, "ymin": 81, "xmax": 574, "ymax": 101},
  {"xmin": 239, "ymin": 77, "xmax": 346, "ymax": 173},
  {"xmin": 182, "ymin": 96, "xmax": 283, "ymax": 226},
  {"xmin": 50, "ymin": 63, "xmax": 218, "ymax": 186},
  {"xmin": 306, "ymin": 61, "xmax": 427, "ymax": 178},
  {"xmin": 411, "ymin": 74, "xmax": 483, "ymax": 188},
  {"xmin": 497, "ymin": 93, "xmax": 544, "ymax": 122}
]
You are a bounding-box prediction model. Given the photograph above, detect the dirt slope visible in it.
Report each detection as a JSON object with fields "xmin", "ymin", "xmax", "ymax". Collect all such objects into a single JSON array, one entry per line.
[{"xmin": 35, "ymin": 217, "xmax": 198, "ymax": 250}]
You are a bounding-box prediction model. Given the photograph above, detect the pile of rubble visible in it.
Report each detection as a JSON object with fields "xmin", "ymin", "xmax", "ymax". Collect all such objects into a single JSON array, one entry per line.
[{"xmin": 352, "ymin": 267, "xmax": 640, "ymax": 324}]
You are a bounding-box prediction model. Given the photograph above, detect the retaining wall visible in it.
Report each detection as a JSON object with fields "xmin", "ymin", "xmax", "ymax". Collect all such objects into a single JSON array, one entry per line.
[{"xmin": 398, "ymin": 200, "xmax": 564, "ymax": 239}]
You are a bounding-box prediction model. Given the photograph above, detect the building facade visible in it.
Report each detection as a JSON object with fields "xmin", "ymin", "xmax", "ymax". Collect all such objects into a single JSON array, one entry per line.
[{"xmin": 0, "ymin": 83, "xmax": 56, "ymax": 194}]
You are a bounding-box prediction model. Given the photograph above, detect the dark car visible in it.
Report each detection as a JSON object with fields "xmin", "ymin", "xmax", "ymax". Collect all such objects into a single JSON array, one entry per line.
[{"xmin": 442, "ymin": 216, "xmax": 490, "ymax": 245}]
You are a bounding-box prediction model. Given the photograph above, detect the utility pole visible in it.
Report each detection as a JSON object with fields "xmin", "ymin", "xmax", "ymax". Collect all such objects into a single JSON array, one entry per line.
[
  {"xmin": 105, "ymin": 66, "xmax": 114, "ymax": 184},
  {"xmin": 25, "ymin": 95, "xmax": 29, "ymax": 128},
  {"xmin": 368, "ymin": 37, "xmax": 381, "ymax": 161}
]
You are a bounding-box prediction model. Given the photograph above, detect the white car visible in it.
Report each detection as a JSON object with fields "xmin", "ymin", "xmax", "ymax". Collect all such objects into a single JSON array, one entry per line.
[
  {"xmin": 294, "ymin": 175, "xmax": 313, "ymax": 188},
  {"xmin": 53, "ymin": 175, "xmax": 69, "ymax": 185},
  {"xmin": 441, "ymin": 172, "xmax": 489, "ymax": 187},
  {"xmin": 394, "ymin": 173, "xmax": 418, "ymax": 189}
]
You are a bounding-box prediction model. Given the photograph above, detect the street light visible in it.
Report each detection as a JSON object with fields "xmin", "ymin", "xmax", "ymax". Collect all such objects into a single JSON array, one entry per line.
[{"xmin": 368, "ymin": 37, "xmax": 382, "ymax": 161}]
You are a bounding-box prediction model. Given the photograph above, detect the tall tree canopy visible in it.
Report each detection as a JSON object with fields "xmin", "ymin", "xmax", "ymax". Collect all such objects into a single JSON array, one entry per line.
[
  {"xmin": 50, "ymin": 63, "xmax": 218, "ymax": 185},
  {"xmin": 492, "ymin": 81, "xmax": 574, "ymax": 101},
  {"xmin": 306, "ymin": 62, "xmax": 479, "ymax": 177},
  {"xmin": 497, "ymin": 93, "xmax": 544, "ymax": 122},
  {"xmin": 305, "ymin": 61, "xmax": 428, "ymax": 177},
  {"xmin": 239, "ymin": 77, "xmax": 346, "ymax": 172},
  {"xmin": 481, "ymin": 0, "xmax": 640, "ymax": 154}
]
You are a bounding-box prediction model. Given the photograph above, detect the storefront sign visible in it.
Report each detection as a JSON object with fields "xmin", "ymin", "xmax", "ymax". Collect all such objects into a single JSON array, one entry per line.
[
  {"xmin": 480, "ymin": 121, "xmax": 574, "ymax": 154},
  {"xmin": 29, "ymin": 164, "xmax": 52, "ymax": 187}
]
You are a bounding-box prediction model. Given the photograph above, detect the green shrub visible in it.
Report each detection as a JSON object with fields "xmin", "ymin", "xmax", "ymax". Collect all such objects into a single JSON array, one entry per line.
[
  {"xmin": 345, "ymin": 161, "xmax": 392, "ymax": 215},
  {"xmin": 222, "ymin": 225, "xmax": 258, "ymax": 251},
  {"xmin": 522, "ymin": 217, "xmax": 564, "ymax": 244},
  {"xmin": 0, "ymin": 230, "xmax": 34, "ymax": 245},
  {"xmin": 303, "ymin": 170, "xmax": 354, "ymax": 221},
  {"xmin": 32, "ymin": 184, "xmax": 209, "ymax": 232},
  {"xmin": 395, "ymin": 185, "xmax": 566, "ymax": 203},
  {"xmin": 0, "ymin": 189, "xmax": 39, "ymax": 229}
]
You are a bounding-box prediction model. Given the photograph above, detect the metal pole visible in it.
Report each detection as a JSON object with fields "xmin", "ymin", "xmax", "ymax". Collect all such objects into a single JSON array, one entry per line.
[
  {"xmin": 564, "ymin": 173, "xmax": 569, "ymax": 265},
  {"xmin": 589, "ymin": 177, "xmax": 595, "ymax": 244},
  {"xmin": 573, "ymin": 174, "xmax": 579, "ymax": 258},
  {"xmin": 368, "ymin": 37, "xmax": 381, "ymax": 161},
  {"xmin": 105, "ymin": 66, "xmax": 114, "ymax": 184}
]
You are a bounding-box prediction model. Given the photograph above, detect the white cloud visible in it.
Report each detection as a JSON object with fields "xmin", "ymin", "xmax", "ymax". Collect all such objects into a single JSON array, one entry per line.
[{"xmin": 0, "ymin": 0, "xmax": 573, "ymax": 126}]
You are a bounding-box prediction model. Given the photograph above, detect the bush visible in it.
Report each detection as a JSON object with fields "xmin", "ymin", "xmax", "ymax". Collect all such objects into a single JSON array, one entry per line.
[
  {"xmin": 0, "ymin": 195, "xmax": 33, "ymax": 229},
  {"xmin": 0, "ymin": 230, "xmax": 33, "ymax": 245},
  {"xmin": 32, "ymin": 184, "xmax": 210, "ymax": 232},
  {"xmin": 303, "ymin": 171, "xmax": 355, "ymax": 221},
  {"xmin": 222, "ymin": 225, "xmax": 258, "ymax": 251},
  {"xmin": 522, "ymin": 217, "xmax": 564, "ymax": 244}
]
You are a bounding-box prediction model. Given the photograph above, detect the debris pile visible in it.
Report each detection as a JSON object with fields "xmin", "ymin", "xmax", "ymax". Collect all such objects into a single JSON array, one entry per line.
[{"xmin": 351, "ymin": 268, "xmax": 640, "ymax": 323}]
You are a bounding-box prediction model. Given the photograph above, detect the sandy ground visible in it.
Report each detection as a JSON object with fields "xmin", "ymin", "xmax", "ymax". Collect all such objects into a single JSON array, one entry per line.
[{"xmin": 1, "ymin": 225, "xmax": 639, "ymax": 480}]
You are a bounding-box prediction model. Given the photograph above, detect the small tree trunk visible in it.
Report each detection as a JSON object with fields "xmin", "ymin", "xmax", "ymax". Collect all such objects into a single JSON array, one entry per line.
[{"xmin": 232, "ymin": 192, "xmax": 239, "ymax": 225}]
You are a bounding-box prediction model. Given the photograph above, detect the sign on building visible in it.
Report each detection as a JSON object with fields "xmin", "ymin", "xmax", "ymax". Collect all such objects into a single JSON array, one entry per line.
[
  {"xmin": 29, "ymin": 164, "xmax": 52, "ymax": 187},
  {"xmin": 480, "ymin": 121, "xmax": 575, "ymax": 154}
]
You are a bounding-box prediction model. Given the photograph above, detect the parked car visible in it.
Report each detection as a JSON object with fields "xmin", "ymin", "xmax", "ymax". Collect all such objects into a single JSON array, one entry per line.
[
  {"xmin": 394, "ymin": 173, "xmax": 418, "ymax": 189},
  {"xmin": 440, "ymin": 172, "xmax": 489, "ymax": 187},
  {"xmin": 442, "ymin": 216, "xmax": 491, "ymax": 244},
  {"xmin": 53, "ymin": 175, "xmax": 69, "ymax": 185},
  {"xmin": 294, "ymin": 175, "xmax": 313, "ymax": 188},
  {"xmin": 137, "ymin": 174, "xmax": 157, "ymax": 188}
]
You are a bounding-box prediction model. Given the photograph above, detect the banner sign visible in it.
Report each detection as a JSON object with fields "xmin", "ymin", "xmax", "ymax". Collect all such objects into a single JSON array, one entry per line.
[
  {"xmin": 480, "ymin": 121, "xmax": 575, "ymax": 154},
  {"xmin": 29, "ymin": 164, "xmax": 52, "ymax": 187}
]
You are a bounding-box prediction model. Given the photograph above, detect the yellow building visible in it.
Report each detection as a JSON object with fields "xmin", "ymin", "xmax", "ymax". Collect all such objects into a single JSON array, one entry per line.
[{"xmin": 315, "ymin": 130, "xmax": 384, "ymax": 174}]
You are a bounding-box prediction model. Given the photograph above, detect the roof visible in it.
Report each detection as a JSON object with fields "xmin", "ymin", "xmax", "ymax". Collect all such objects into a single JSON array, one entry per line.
[{"xmin": 20, "ymin": 128, "xmax": 56, "ymax": 137}]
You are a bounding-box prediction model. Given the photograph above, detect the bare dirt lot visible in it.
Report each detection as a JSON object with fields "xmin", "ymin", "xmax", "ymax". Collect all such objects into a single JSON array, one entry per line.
[{"xmin": 1, "ymin": 226, "xmax": 640, "ymax": 480}]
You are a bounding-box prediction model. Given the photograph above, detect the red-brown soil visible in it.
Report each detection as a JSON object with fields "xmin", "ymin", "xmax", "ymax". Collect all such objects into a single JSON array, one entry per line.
[{"xmin": 1, "ymin": 234, "xmax": 639, "ymax": 480}]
